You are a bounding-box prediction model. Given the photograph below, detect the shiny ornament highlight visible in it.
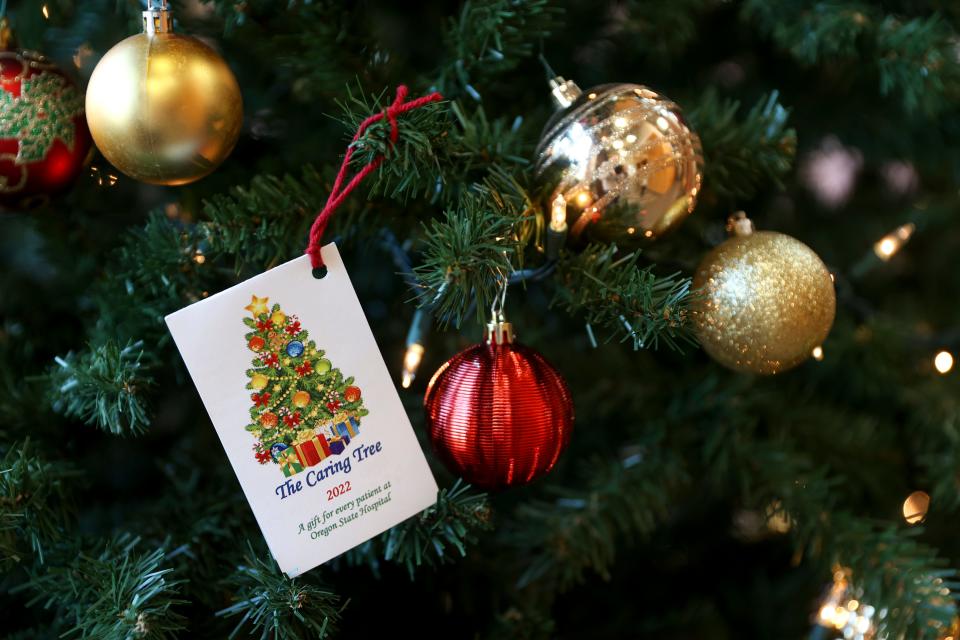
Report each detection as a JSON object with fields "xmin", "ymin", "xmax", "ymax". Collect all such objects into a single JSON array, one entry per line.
[
  {"xmin": 424, "ymin": 320, "xmax": 574, "ymax": 490},
  {"xmin": 292, "ymin": 390, "xmax": 311, "ymax": 408},
  {"xmin": 285, "ymin": 340, "xmax": 304, "ymax": 358},
  {"xmin": 259, "ymin": 412, "xmax": 278, "ymax": 429},
  {"xmin": 0, "ymin": 49, "xmax": 91, "ymax": 210},
  {"xmin": 85, "ymin": 4, "xmax": 242, "ymax": 185},
  {"xmin": 693, "ymin": 214, "xmax": 835, "ymax": 374},
  {"xmin": 534, "ymin": 77, "xmax": 702, "ymax": 246}
]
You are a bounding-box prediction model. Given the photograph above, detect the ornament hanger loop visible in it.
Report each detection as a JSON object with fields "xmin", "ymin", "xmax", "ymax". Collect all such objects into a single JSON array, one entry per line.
[
  {"xmin": 490, "ymin": 269, "xmax": 509, "ymax": 323},
  {"xmin": 487, "ymin": 272, "xmax": 514, "ymax": 345}
]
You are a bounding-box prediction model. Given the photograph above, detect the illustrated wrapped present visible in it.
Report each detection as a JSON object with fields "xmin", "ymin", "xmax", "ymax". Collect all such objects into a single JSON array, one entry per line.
[
  {"xmin": 278, "ymin": 447, "xmax": 305, "ymax": 477},
  {"xmin": 314, "ymin": 432, "xmax": 331, "ymax": 457},
  {"xmin": 336, "ymin": 416, "xmax": 360, "ymax": 439},
  {"xmin": 329, "ymin": 436, "xmax": 346, "ymax": 456},
  {"xmin": 293, "ymin": 438, "xmax": 326, "ymax": 467}
]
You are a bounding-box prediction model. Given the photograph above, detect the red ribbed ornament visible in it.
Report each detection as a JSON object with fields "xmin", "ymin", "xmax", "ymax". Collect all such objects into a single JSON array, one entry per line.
[{"xmin": 424, "ymin": 320, "xmax": 574, "ymax": 490}]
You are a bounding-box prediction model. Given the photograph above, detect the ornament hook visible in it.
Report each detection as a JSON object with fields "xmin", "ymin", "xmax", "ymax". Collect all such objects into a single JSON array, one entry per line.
[{"xmin": 486, "ymin": 271, "xmax": 514, "ymax": 345}]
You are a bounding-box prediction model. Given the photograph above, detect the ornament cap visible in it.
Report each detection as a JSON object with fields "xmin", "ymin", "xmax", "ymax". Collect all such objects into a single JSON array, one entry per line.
[
  {"xmin": 142, "ymin": 0, "xmax": 173, "ymax": 35},
  {"xmin": 727, "ymin": 211, "xmax": 755, "ymax": 237},
  {"xmin": 548, "ymin": 76, "xmax": 582, "ymax": 109},
  {"xmin": 485, "ymin": 320, "xmax": 515, "ymax": 345}
]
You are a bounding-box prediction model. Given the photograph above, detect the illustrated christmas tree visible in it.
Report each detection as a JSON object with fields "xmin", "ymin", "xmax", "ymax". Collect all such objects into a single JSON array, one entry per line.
[{"xmin": 242, "ymin": 295, "xmax": 367, "ymax": 476}]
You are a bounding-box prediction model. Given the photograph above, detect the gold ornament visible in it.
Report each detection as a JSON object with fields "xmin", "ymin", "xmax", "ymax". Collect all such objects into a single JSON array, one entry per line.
[
  {"xmin": 270, "ymin": 311, "xmax": 286, "ymax": 327},
  {"xmin": 533, "ymin": 77, "xmax": 702, "ymax": 247},
  {"xmin": 85, "ymin": 1, "xmax": 242, "ymax": 185},
  {"xmin": 292, "ymin": 390, "xmax": 311, "ymax": 408},
  {"xmin": 692, "ymin": 213, "xmax": 835, "ymax": 374},
  {"xmin": 250, "ymin": 373, "xmax": 268, "ymax": 390}
]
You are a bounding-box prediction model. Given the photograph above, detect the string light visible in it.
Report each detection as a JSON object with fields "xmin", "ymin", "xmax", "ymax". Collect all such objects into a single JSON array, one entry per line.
[
  {"xmin": 90, "ymin": 166, "xmax": 118, "ymax": 187},
  {"xmin": 816, "ymin": 568, "xmax": 876, "ymax": 640},
  {"xmin": 401, "ymin": 343, "xmax": 424, "ymax": 389},
  {"xmin": 550, "ymin": 193, "xmax": 568, "ymax": 233},
  {"xmin": 193, "ymin": 250, "xmax": 206, "ymax": 265},
  {"xmin": 903, "ymin": 490, "xmax": 930, "ymax": 525},
  {"xmin": 42, "ymin": 4, "xmax": 50, "ymax": 19},
  {"xmin": 873, "ymin": 222, "xmax": 915, "ymax": 260},
  {"xmin": 935, "ymin": 350, "xmax": 954, "ymax": 374},
  {"xmin": 400, "ymin": 309, "xmax": 431, "ymax": 389},
  {"xmin": 812, "ymin": 345, "xmax": 825, "ymax": 361}
]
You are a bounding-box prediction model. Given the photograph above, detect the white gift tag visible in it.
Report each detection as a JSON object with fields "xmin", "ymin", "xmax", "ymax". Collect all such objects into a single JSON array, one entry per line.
[{"xmin": 165, "ymin": 244, "xmax": 438, "ymax": 577}]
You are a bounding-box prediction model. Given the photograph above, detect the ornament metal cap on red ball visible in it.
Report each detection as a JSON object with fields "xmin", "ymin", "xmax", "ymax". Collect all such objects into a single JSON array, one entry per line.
[{"xmin": 423, "ymin": 318, "xmax": 574, "ymax": 490}]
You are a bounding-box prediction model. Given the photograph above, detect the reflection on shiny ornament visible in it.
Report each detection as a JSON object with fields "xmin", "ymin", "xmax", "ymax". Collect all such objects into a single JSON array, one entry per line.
[
  {"xmin": 534, "ymin": 77, "xmax": 702, "ymax": 247},
  {"xmin": 801, "ymin": 136, "xmax": 863, "ymax": 208}
]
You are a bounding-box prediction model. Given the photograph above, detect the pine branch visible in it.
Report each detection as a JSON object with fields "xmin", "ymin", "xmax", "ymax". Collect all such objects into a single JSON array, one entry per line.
[
  {"xmin": 22, "ymin": 535, "xmax": 187, "ymax": 640},
  {"xmin": 335, "ymin": 87, "xmax": 532, "ymax": 204},
  {"xmin": 216, "ymin": 541, "xmax": 345, "ymax": 640},
  {"xmin": 614, "ymin": 0, "xmax": 714, "ymax": 62},
  {"xmin": 741, "ymin": 2, "xmax": 960, "ymax": 114},
  {"xmin": 413, "ymin": 188, "xmax": 525, "ymax": 327},
  {"xmin": 338, "ymin": 481, "xmax": 491, "ymax": 578},
  {"xmin": 92, "ymin": 211, "xmax": 212, "ymax": 346},
  {"xmin": 49, "ymin": 340, "xmax": 153, "ymax": 436},
  {"xmin": 688, "ymin": 90, "xmax": 796, "ymax": 201},
  {"xmin": 381, "ymin": 480, "xmax": 491, "ymax": 577},
  {"xmin": 436, "ymin": 0, "xmax": 562, "ymax": 99},
  {"xmin": 552, "ymin": 244, "xmax": 694, "ymax": 351},
  {"xmin": 832, "ymin": 518, "xmax": 959, "ymax": 640},
  {"xmin": 336, "ymin": 85, "xmax": 451, "ymax": 203},
  {"xmin": 510, "ymin": 444, "xmax": 689, "ymax": 592},
  {"xmin": 0, "ymin": 440, "xmax": 77, "ymax": 568},
  {"xmin": 199, "ymin": 167, "xmax": 329, "ymax": 274},
  {"xmin": 727, "ymin": 439, "xmax": 959, "ymax": 639}
]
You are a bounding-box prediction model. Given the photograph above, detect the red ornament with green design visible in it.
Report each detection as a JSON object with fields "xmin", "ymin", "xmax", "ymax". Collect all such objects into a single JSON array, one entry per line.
[{"xmin": 0, "ymin": 47, "xmax": 91, "ymax": 210}]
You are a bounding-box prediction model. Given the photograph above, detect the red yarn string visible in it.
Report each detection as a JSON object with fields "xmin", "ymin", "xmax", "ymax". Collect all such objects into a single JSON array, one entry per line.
[{"xmin": 305, "ymin": 85, "xmax": 443, "ymax": 271}]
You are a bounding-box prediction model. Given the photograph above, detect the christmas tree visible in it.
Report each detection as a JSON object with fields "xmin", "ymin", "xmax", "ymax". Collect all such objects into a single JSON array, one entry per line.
[
  {"xmin": 3, "ymin": 0, "xmax": 960, "ymax": 638},
  {"xmin": 242, "ymin": 295, "xmax": 367, "ymax": 475}
]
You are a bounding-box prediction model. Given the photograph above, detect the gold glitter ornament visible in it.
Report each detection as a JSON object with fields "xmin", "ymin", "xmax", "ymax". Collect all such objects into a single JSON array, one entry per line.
[
  {"xmin": 84, "ymin": 0, "xmax": 242, "ymax": 185},
  {"xmin": 693, "ymin": 213, "xmax": 835, "ymax": 374},
  {"xmin": 533, "ymin": 76, "xmax": 702, "ymax": 247}
]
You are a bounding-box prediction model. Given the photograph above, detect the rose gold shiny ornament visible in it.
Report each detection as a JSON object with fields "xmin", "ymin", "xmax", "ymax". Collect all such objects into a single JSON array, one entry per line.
[
  {"xmin": 424, "ymin": 318, "xmax": 574, "ymax": 490},
  {"xmin": 85, "ymin": 0, "xmax": 242, "ymax": 185},
  {"xmin": 534, "ymin": 77, "xmax": 703, "ymax": 247}
]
